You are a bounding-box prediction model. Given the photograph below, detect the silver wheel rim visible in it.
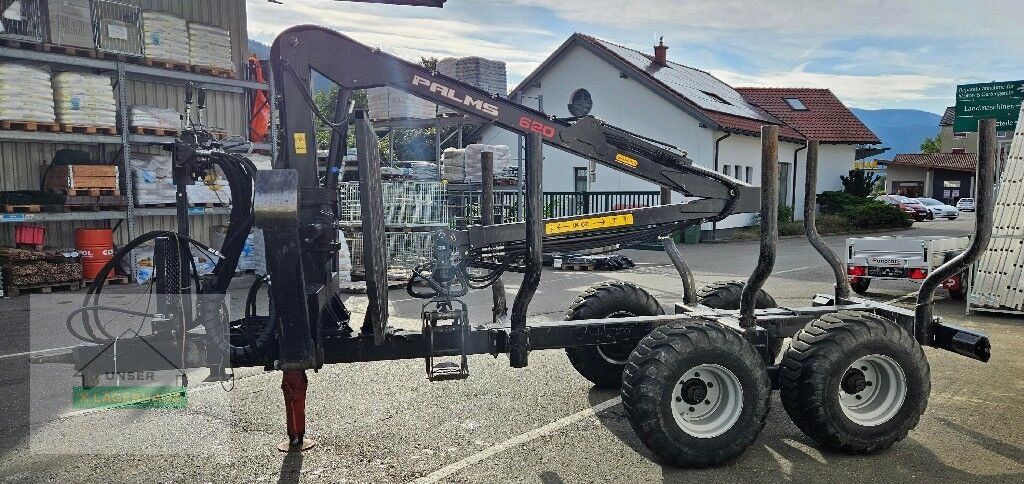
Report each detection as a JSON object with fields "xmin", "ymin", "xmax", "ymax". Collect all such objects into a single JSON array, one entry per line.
[
  {"xmin": 838, "ymin": 354, "xmax": 907, "ymax": 427},
  {"xmin": 670, "ymin": 364, "xmax": 743, "ymax": 438},
  {"xmin": 595, "ymin": 311, "xmax": 636, "ymax": 364}
]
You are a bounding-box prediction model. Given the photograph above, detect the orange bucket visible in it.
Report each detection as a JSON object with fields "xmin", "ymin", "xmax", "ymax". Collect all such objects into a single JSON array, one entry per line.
[{"xmin": 75, "ymin": 228, "xmax": 114, "ymax": 280}]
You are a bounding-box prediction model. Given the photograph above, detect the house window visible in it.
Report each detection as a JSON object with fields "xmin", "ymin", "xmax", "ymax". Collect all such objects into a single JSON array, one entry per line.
[
  {"xmin": 568, "ymin": 89, "xmax": 593, "ymax": 116},
  {"xmin": 723, "ymin": 165, "xmax": 731, "ymax": 177},
  {"xmin": 700, "ymin": 90, "xmax": 732, "ymax": 105},
  {"xmin": 745, "ymin": 167, "xmax": 753, "ymax": 184},
  {"xmin": 784, "ymin": 98, "xmax": 808, "ymax": 110},
  {"xmin": 998, "ymin": 131, "xmax": 1009, "ymax": 138},
  {"xmin": 573, "ymin": 167, "xmax": 588, "ymax": 192},
  {"xmin": 953, "ymin": 132, "xmax": 967, "ymax": 139}
]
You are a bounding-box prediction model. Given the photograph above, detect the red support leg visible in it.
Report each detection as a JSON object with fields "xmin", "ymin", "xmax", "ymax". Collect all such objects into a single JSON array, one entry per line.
[{"xmin": 278, "ymin": 370, "xmax": 316, "ymax": 452}]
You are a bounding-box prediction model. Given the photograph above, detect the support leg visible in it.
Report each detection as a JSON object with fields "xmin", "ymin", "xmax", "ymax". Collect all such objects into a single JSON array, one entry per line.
[{"xmin": 278, "ymin": 370, "xmax": 316, "ymax": 452}]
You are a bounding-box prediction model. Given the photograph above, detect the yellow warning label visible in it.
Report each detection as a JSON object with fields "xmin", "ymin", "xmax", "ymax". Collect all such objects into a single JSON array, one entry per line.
[
  {"xmin": 615, "ymin": 153, "xmax": 638, "ymax": 168},
  {"xmin": 293, "ymin": 133, "xmax": 308, "ymax": 154},
  {"xmin": 545, "ymin": 214, "xmax": 634, "ymax": 235}
]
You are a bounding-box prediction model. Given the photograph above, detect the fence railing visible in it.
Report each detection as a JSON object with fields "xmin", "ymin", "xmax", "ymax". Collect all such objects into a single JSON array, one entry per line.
[{"xmin": 447, "ymin": 190, "xmax": 660, "ymax": 228}]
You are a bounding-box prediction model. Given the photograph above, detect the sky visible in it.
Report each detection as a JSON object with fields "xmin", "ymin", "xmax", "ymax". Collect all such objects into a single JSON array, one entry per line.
[{"xmin": 246, "ymin": 0, "xmax": 1024, "ymax": 115}]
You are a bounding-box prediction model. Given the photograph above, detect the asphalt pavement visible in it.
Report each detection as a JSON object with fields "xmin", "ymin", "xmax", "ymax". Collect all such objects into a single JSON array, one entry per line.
[{"xmin": 2, "ymin": 213, "xmax": 1023, "ymax": 483}]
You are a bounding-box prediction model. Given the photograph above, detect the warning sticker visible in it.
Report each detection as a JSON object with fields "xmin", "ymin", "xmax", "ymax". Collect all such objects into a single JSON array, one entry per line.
[
  {"xmin": 615, "ymin": 153, "xmax": 638, "ymax": 168},
  {"xmin": 293, "ymin": 133, "xmax": 308, "ymax": 154},
  {"xmin": 545, "ymin": 214, "xmax": 634, "ymax": 235}
]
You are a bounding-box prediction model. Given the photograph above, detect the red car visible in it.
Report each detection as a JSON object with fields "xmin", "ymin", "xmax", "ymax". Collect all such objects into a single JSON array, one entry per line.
[{"xmin": 877, "ymin": 195, "xmax": 930, "ymax": 221}]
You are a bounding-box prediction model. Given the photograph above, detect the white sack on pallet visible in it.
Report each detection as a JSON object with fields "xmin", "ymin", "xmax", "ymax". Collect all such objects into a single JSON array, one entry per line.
[
  {"xmin": 52, "ymin": 72, "xmax": 117, "ymax": 127},
  {"xmin": 130, "ymin": 105, "xmax": 181, "ymax": 130},
  {"xmin": 132, "ymin": 244, "xmax": 217, "ymax": 284},
  {"xmin": 0, "ymin": 63, "xmax": 55, "ymax": 123},
  {"xmin": 367, "ymin": 87, "xmax": 435, "ymax": 120},
  {"xmin": 210, "ymin": 225, "xmax": 264, "ymax": 273},
  {"xmin": 188, "ymin": 22, "xmax": 235, "ymax": 71},
  {"xmin": 442, "ymin": 144, "xmax": 514, "ymax": 183},
  {"xmin": 142, "ymin": 11, "xmax": 190, "ymax": 64}
]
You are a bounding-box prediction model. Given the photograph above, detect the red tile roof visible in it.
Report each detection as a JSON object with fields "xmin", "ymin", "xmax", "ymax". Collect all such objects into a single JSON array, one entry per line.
[
  {"xmin": 735, "ymin": 88, "xmax": 881, "ymax": 144},
  {"xmin": 888, "ymin": 152, "xmax": 977, "ymax": 171}
]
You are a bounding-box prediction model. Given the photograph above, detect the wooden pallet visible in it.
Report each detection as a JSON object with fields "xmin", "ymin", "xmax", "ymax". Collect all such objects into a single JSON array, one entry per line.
[
  {"xmin": 96, "ymin": 51, "xmax": 143, "ymax": 63},
  {"xmin": 144, "ymin": 58, "xmax": 191, "ymax": 72},
  {"xmin": 191, "ymin": 65, "xmax": 236, "ymax": 79},
  {"xmin": 132, "ymin": 126, "xmax": 179, "ymax": 137},
  {"xmin": 83, "ymin": 275, "xmax": 130, "ymax": 287},
  {"xmin": 63, "ymin": 195, "xmax": 127, "ymax": 211},
  {"xmin": 60, "ymin": 124, "xmax": 119, "ymax": 135},
  {"xmin": 4, "ymin": 280, "xmax": 82, "ymax": 297},
  {"xmin": 43, "ymin": 43, "xmax": 96, "ymax": 58},
  {"xmin": 0, "ymin": 37, "xmax": 43, "ymax": 51},
  {"xmin": 0, "ymin": 120, "xmax": 61, "ymax": 132},
  {"xmin": 2, "ymin": 204, "xmax": 42, "ymax": 213},
  {"xmin": 61, "ymin": 188, "xmax": 121, "ymax": 197}
]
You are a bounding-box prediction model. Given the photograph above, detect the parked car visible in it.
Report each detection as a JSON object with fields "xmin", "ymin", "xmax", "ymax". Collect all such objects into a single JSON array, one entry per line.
[
  {"xmin": 911, "ymin": 197, "xmax": 959, "ymax": 220},
  {"xmin": 956, "ymin": 197, "xmax": 976, "ymax": 212},
  {"xmin": 876, "ymin": 195, "xmax": 930, "ymax": 221}
]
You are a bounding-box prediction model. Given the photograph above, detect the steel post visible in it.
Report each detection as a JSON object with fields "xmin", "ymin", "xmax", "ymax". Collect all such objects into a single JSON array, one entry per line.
[
  {"xmin": 803, "ymin": 140, "xmax": 850, "ymax": 300},
  {"xmin": 741, "ymin": 125, "xmax": 779, "ymax": 328},
  {"xmin": 510, "ymin": 133, "xmax": 543, "ymax": 367},
  {"xmin": 915, "ymin": 118, "xmax": 996, "ymax": 344},
  {"xmin": 481, "ymin": 151, "xmax": 508, "ymax": 322}
]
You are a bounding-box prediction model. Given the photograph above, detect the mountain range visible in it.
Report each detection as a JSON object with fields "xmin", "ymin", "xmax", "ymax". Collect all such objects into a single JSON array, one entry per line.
[{"xmin": 850, "ymin": 108, "xmax": 943, "ymax": 159}]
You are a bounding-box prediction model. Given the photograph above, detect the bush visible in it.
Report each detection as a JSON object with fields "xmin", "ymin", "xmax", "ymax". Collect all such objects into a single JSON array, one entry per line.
[
  {"xmin": 816, "ymin": 191, "xmax": 865, "ymax": 215},
  {"xmin": 816, "ymin": 190, "xmax": 912, "ymax": 230},
  {"xmin": 815, "ymin": 214, "xmax": 852, "ymax": 234}
]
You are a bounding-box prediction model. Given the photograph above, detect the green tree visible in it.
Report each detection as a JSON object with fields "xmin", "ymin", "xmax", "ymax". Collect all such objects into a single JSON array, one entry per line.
[
  {"xmin": 920, "ymin": 134, "xmax": 941, "ymax": 154},
  {"xmin": 840, "ymin": 169, "xmax": 881, "ymax": 197}
]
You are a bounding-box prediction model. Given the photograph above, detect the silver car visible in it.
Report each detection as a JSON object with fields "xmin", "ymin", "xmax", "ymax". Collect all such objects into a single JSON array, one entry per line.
[
  {"xmin": 912, "ymin": 197, "xmax": 959, "ymax": 220},
  {"xmin": 956, "ymin": 198, "xmax": 976, "ymax": 212}
]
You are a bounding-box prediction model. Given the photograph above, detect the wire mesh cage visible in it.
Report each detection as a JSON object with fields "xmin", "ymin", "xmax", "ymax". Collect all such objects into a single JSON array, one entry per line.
[
  {"xmin": 338, "ymin": 181, "xmax": 448, "ymax": 225},
  {"xmin": 0, "ymin": 0, "xmax": 45, "ymax": 43},
  {"xmin": 347, "ymin": 231, "xmax": 436, "ymax": 277},
  {"xmin": 92, "ymin": 0, "xmax": 143, "ymax": 56}
]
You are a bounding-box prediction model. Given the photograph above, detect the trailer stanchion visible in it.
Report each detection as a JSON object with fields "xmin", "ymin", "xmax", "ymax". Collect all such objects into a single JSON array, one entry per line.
[
  {"xmin": 803, "ymin": 139, "xmax": 850, "ymax": 301},
  {"xmin": 510, "ymin": 133, "xmax": 543, "ymax": 367},
  {"xmin": 279, "ymin": 370, "xmax": 315, "ymax": 452},
  {"xmin": 663, "ymin": 236, "xmax": 697, "ymax": 304},
  {"xmin": 740, "ymin": 125, "xmax": 779, "ymax": 328},
  {"xmin": 481, "ymin": 151, "xmax": 508, "ymax": 323},
  {"xmin": 916, "ymin": 118, "xmax": 996, "ymax": 345}
]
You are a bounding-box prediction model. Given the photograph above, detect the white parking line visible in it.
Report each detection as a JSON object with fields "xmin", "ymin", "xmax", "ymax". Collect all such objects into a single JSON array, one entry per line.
[
  {"xmin": 411, "ymin": 396, "xmax": 622, "ymax": 484},
  {"xmin": 0, "ymin": 345, "xmax": 79, "ymax": 360},
  {"xmin": 772, "ymin": 265, "xmax": 818, "ymax": 275}
]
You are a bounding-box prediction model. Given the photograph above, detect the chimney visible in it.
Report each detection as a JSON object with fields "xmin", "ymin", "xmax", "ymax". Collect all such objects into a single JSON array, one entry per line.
[{"xmin": 653, "ymin": 37, "xmax": 668, "ymax": 66}]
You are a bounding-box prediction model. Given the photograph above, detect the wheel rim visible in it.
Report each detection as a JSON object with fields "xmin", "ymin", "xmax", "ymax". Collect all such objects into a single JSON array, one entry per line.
[
  {"xmin": 595, "ymin": 311, "xmax": 637, "ymax": 364},
  {"xmin": 670, "ymin": 364, "xmax": 743, "ymax": 438},
  {"xmin": 838, "ymin": 354, "xmax": 907, "ymax": 427}
]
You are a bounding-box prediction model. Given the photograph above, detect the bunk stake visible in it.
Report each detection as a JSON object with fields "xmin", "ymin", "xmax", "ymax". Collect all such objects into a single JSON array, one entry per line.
[{"xmin": 278, "ymin": 370, "xmax": 316, "ymax": 452}]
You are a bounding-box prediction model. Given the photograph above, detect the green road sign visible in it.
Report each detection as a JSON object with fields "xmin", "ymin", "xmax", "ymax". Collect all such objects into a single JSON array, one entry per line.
[{"xmin": 954, "ymin": 81, "xmax": 1024, "ymax": 132}]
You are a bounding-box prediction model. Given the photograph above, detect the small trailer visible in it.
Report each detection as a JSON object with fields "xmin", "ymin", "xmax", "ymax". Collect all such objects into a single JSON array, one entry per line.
[{"xmin": 846, "ymin": 235, "xmax": 970, "ymax": 299}]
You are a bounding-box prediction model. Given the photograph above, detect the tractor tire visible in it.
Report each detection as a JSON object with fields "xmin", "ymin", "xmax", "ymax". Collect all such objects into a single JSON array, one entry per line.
[
  {"xmin": 779, "ymin": 311, "xmax": 930, "ymax": 454},
  {"xmin": 850, "ymin": 277, "xmax": 871, "ymax": 295},
  {"xmin": 564, "ymin": 281, "xmax": 663, "ymax": 389},
  {"xmin": 697, "ymin": 281, "xmax": 784, "ymax": 360},
  {"xmin": 622, "ymin": 320, "xmax": 771, "ymax": 468}
]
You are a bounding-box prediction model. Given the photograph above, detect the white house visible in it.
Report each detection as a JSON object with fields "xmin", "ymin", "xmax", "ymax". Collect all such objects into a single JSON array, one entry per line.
[{"xmin": 475, "ymin": 34, "xmax": 881, "ymax": 234}]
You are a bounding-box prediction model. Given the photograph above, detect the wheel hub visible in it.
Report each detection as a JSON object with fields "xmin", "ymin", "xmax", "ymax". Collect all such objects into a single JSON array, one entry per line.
[
  {"xmin": 841, "ymin": 368, "xmax": 868, "ymax": 394},
  {"xmin": 680, "ymin": 378, "xmax": 708, "ymax": 405}
]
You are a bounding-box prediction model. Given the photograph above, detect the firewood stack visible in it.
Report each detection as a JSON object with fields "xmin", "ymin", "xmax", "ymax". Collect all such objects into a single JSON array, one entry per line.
[{"xmin": 0, "ymin": 247, "xmax": 82, "ymax": 286}]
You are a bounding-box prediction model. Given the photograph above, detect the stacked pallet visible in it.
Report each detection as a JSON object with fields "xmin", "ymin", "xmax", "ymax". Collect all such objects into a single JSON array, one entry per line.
[
  {"xmin": 131, "ymin": 153, "xmax": 231, "ymax": 206},
  {"xmin": 367, "ymin": 87, "xmax": 436, "ymax": 120},
  {"xmin": 442, "ymin": 144, "xmax": 516, "ymax": 183},
  {"xmin": 0, "ymin": 63, "xmax": 56, "ymax": 125},
  {"xmin": 972, "ymin": 106, "xmax": 1024, "ymax": 311},
  {"xmin": 0, "ymin": 247, "xmax": 82, "ymax": 296},
  {"xmin": 44, "ymin": 165, "xmax": 120, "ymax": 196},
  {"xmin": 437, "ymin": 56, "xmax": 507, "ymax": 96},
  {"xmin": 142, "ymin": 11, "xmax": 190, "ymax": 65},
  {"xmin": 52, "ymin": 72, "xmax": 118, "ymax": 129},
  {"xmin": 187, "ymin": 22, "xmax": 235, "ymax": 73},
  {"xmin": 130, "ymin": 105, "xmax": 181, "ymax": 134}
]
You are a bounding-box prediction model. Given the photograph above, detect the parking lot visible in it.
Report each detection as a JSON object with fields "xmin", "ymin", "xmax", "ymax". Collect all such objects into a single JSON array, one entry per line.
[{"xmin": 2, "ymin": 214, "xmax": 1023, "ymax": 483}]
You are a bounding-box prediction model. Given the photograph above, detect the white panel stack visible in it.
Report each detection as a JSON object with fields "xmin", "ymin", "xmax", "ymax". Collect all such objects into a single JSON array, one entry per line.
[
  {"xmin": 130, "ymin": 105, "xmax": 181, "ymax": 130},
  {"xmin": 0, "ymin": 63, "xmax": 55, "ymax": 123},
  {"xmin": 442, "ymin": 144, "xmax": 515, "ymax": 183},
  {"xmin": 52, "ymin": 72, "xmax": 117, "ymax": 127},
  {"xmin": 367, "ymin": 87, "xmax": 436, "ymax": 120},
  {"xmin": 972, "ymin": 105, "xmax": 1024, "ymax": 311},
  {"xmin": 142, "ymin": 11, "xmax": 190, "ymax": 64},
  {"xmin": 436, "ymin": 57, "xmax": 507, "ymax": 95},
  {"xmin": 188, "ymin": 22, "xmax": 235, "ymax": 72},
  {"xmin": 131, "ymin": 153, "xmax": 176, "ymax": 205}
]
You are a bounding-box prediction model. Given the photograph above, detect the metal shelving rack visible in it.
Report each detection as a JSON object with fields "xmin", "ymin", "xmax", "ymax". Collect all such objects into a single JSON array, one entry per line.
[{"xmin": 0, "ymin": 45, "xmax": 271, "ymax": 240}]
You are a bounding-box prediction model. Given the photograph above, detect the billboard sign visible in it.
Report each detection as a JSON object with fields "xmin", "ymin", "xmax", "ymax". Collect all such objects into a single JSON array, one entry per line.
[{"xmin": 954, "ymin": 81, "xmax": 1024, "ymax": 132}]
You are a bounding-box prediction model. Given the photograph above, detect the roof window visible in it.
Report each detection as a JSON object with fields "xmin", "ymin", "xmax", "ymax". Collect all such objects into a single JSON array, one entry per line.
[{"xmin": 784, "ymin": 98, "xmax": 808, "ymax": 110}]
